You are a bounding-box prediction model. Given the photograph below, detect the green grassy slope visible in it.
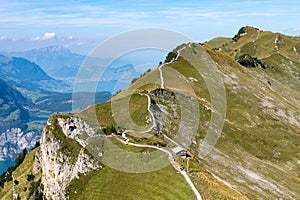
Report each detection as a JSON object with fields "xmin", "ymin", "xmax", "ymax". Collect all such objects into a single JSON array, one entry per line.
[
  {"xmin": 132, "ymin": 40, "xmax": 299, "ymax": 198},
  {"xmin": 69, "ymin": 59, "xmax": 244, "ymax": 199},
  {"xmin": 76, "ymin": 93, "xmax": 149, "ymax": 132},
  {"xmin": 205, "ymin": 37, "xmax": 232, "ymax": 49},
  {"xmin": 4, "ymin": 27, "xmax": 300, "ymax": 200},
  {"xmin": 0, "ymin": 148, "xmax": 42, "ymax": 200},
  {"xmin": 67, "ymin": 154, "xmax": 195, "ymax": 200},
  {"xmin": 223, "ymin": 26, "xmax": 300, "ymax": 63},
  {"xmin": 67, "ymin": 165, "xmax": 194, "ymax": 200},
  {"xmin": 201, "ymin": 43, "xmax": 300, "ymax": 199},
  {"xmin": 76, "ymin": 35, "xmax": 300, "ymax": 199}
]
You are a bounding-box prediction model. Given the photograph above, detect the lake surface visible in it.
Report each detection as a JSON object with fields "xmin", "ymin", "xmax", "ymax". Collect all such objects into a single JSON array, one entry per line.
[{"xmin": 0, "ymin": 160, "xmax": 15, "ymax": 174}]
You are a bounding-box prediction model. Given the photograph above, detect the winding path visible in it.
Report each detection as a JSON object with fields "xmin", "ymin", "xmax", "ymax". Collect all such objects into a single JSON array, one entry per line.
[
  {"xmin": 140, "ymin": 93, "xmax": 157, "ymax": 133},
  {"xmin": 121, "ymin": 81, "xmax": 202, "ymax": 200},
  {"xmin": 153, "ymin": 44, "xmax": 202, "ymax": 200}
]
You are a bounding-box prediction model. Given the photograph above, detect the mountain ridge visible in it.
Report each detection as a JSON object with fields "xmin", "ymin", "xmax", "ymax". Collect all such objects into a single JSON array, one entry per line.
[
  {"xmin": 72, "ymin": 28, "xmax": 300, "ymax": 199},
  {"xmin": 1, "ymin": 27, "xmax": 300, "ymax": 199}
]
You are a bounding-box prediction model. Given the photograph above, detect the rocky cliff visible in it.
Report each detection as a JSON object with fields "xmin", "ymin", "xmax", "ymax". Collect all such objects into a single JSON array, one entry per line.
[{"xmin": 39, "ymin": 114, "xmax": 100, "ymax": 199}]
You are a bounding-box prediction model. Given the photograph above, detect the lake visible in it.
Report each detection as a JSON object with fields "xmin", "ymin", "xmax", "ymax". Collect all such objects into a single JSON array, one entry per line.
[{"xmin": 0, "ymin": 160, "xmax": 15, "ymax": 174}]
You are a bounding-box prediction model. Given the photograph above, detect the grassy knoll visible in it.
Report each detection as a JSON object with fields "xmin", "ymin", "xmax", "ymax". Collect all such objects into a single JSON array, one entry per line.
[
  {"xmin": 223, "ymin": 26, "xmax": 300, "ymax": 62},
  {"xmin": 76, "ymin": 101, "xmax": 115, "ymax": 128},
  {"xmin": 129, "ymin": 93, "xmax": 149, "ymax": 127},
  {"xmin": 126, "ymin": 133, "xmax": 167, "ymax": 147},
  {"xmin": 77, "ymin": 93, "xmax": 149, "ymax": 131}
]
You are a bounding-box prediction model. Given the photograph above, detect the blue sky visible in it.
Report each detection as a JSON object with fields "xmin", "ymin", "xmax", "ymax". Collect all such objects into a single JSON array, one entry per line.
[{"xmin": 0, "ymin": 0, "xmax": 300, "ymax": 54}]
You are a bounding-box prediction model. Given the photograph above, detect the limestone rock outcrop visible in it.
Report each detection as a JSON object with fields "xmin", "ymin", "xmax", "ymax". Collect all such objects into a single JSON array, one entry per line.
[{"xmin": 39, "ymin": 115, "xmax": 100, "ymax": 200}]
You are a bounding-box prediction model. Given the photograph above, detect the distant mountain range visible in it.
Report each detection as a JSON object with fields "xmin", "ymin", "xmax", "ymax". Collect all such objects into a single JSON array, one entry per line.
[
  {"xmin": 1, "ymin": 46, "xmax": 85, "ymax": 80},
  {"xmin": 0, "ymin": 55, "xmax": 71, "ymax": 99},
  {"xmin": 1, "ymin": 46, "xmax": 148, "ymax": 94}
]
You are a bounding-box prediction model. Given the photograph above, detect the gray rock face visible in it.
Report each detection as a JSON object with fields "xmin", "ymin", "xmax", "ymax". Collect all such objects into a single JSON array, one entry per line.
[
  {"xmin": 150, "ymin": 88, "xmax": 176, "ymax": 99},
  {"xmin": 40, "ymin": 116, "xmax": 100, "ymax": 200},
  {"xmin": 0, "ymin": 128, "xmax": 40, "ymax": 161},
  {"xmin": 58, "ymin": 117, "xmax": 97, "ymax": 147},
  {"xmin": 149, "ymin": 90, "xmax": 180, "ymax": 137}
]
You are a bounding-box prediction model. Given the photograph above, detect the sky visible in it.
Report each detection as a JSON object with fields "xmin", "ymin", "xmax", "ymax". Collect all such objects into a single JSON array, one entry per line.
[{"xmin": 0, "ymin": 0, "xmax": 300, "ymax": 54}]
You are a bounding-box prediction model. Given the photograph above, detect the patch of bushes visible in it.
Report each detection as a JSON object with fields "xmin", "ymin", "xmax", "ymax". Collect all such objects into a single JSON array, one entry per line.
[
  {"xmin": 164, "ymin": 51, "xmax": 177, "ymax": 63},
  {"xmin": 33, "ymin": 141, "xmax": 40, "ymax": 149},
  {"xmin": 232, "ymin": 27, "xmax": 246, "ymax": 42},
  {"xmin": 27, "ymin": 173, "xmax": 35, "ymax": 181},
  {"xmin": 15, "ymin": 148, "xmax": 28, "ymax": 166},
  {"xmin": 102, "ymin": 125, "xmax": 117, "ymax": 135},
  {"xmin": 131, "ymin": 78, "xmax": 139, "ymax": 85},
  {"xmin": 28, "ymin": 178, "xmax": 43, "ymax": 199},
  {"xmin": 237, "ymin": 54, "xmax": 266, "ymax": 69},
  {"xmin": 113, "ymin": 89, "xmax": 122, "ymax": 96}
]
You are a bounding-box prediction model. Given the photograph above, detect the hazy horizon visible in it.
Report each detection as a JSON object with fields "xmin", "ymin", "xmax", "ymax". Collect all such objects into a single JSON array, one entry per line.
[{"xmin": 1, "ymin": 0, "xmax": 300, "ymax": 54}]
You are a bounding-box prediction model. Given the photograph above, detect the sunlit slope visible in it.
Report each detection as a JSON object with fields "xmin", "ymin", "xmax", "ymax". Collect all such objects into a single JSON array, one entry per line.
[
  {"xmin": 223, "ymin": 26, "xmax": 300, "ymax": 62},
  {"xmin": 77, "ymin": 39, "xmax": 299, "ymax": 199},
  {"xmin": 205, "ymin": 37, "xmax": 231, "ymax": 48},
  {"xmin": 0, "ymin": 148, "xmax": 42, "ymax": 200},
  {"xmin": 129, "ymin": 42, "xmax": 300, "ymax": 198},
  {"xmin": 199, "ymin": 43, "xmax": 300, "ymax": 199},
  {"xmin": 67, "ymin": 140, "xmax": 195, "ymax": 200}
]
